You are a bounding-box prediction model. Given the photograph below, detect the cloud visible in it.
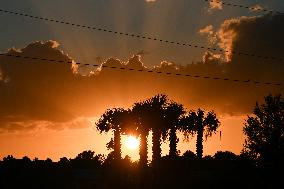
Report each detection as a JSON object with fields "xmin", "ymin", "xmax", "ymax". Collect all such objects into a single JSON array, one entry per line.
[
  {"xmin": 1, "ymin": 13, "xmax": 284, "ymax": 133},
  {"xmin": 197, "ymin": 13, "xmax": 284, "ymax": 111},
  {"xmin": 208, "ymin": 0, "xmax": 223, "ymax": 11},
  {"xmin": 202, "ymin": 51, "xmax": 221, "ymax": 63},
  {"xmin": 0, "ymin": 40, "xmax": 87, "ymax": 132},
  {"xmin": 0, "ymin": 117, "xmax": 94, "ymax": 133},
  {"xmin": 45, "ymin": 117, "xmax": 95, "ymax": 131},
  {"xmin": 215, "ymin": 14, "xmax": 284, "ymax": 71},
  {"xmin": 199, "ymin": 25, "xmax": 214, "ymax": 35},
  {"xmin": 198, "ymin": 25, "xmax": 217, "ymax": 44}
]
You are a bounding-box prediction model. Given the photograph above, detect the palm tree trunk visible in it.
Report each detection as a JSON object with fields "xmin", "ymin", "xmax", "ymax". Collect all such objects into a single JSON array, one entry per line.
[
  {"xmin": 169, "ymin": 127, "xmax": 178, "ymax": 157},
  {"xmin": 152, "ymin": 128, "xmax": 161, "ymax": 162},
  {"xmin": 113, "ymin": 129, "xmax": 122, "ymax": 160},
  {"xmin": 196, "ymin": 126, "xmax": 204, "ymax": 159},
  {"xmin": 139, "ymin": 131, "xmax": 148, "ymax": 167}
]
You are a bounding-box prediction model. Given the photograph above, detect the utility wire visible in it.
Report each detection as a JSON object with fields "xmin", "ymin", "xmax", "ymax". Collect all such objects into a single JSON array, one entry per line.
[
  {"xmin": 0, "ymin": 8, "xmax": 283, "ymax": 62},
  {"xmin": 0, "ymin": 53, "xmax": 281, "ymax": 86},
  {"xmin": 204, "ymin": 0, "xmax": 282, "ymax": 14}
]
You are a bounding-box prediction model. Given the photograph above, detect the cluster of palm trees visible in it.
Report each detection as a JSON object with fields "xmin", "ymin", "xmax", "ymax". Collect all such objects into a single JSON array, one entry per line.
[{"xmin": 96, "ymin": 94, "xmax": 220, "ymax": 166}]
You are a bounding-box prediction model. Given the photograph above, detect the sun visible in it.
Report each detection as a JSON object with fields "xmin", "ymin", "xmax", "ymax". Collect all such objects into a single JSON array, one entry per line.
[{"xmin": 125, "ymin": 136, "xmax": 139, "ymax": 150}]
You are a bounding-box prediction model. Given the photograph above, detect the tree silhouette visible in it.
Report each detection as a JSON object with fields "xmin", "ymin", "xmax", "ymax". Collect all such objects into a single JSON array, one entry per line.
[
  {"xmin": 147, "ymin": 94, "xmax": 168, "ymax": 163},
  {"xmin": 22, "ymin": 156, "xmax": 31, "ymax": 162},
  {"xmin": 73, "ymin": 150, "xmax": 104, "ymax": 169},
  {"xmin": 58, "ymin": 157, "xmax": 69, "ymax": 167},
  {"xmin": 243, "ymin": 95, "xmax": 284, "ymax": 166},
  {"xmin": 133, "ymin": 94, "xmax": 169, "ymax": 164},
  {"xmin": 45, "ymin": 158, "xmax": 53, "ymax": 164},
  {"xmin": 164, "ymin": 101, "xmax": 185, "ymax": 157},
  {"xmin": 132, "ymin": 100, "xmax": 151, "ymax": 167},
  {"xmin": 96, "ymin": 108, "xmax": 130, "ymax": 161},
  {"xmin": 106, "ymin": 138, "xmax": 114, "ymax": 151},
  {"xmin": 3, "ymin": 155, "xmax": 15, "ymax": 162},
  {"xmin": 76, "ymin": 150, "xmax": 96, "ymax": 160},
  {"xmin": 182, "ymin": 109, "xmax": 220, "ymax": 159},
  {"xmin": 183, "ymin": 150, "xmax": 197, "ymax": 160},
  {"xmin": 214, "ymin": 151, "xmax": 237, "ymax": 161},
  {"xmin": 103, "ymin": 151, "xmax": 115, "ymax": 167}
]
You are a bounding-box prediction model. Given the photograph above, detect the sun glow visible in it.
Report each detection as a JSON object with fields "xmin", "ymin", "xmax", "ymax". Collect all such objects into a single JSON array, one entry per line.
[{"xmin": 125, "ymin": 136, "xmax": 139, "ymax": 150}]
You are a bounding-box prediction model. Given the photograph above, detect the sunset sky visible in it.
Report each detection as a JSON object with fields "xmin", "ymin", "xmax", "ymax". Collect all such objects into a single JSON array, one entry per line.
[{"xmin": 0, "ymin": 0, "xmax": 284, "ymax": 161}]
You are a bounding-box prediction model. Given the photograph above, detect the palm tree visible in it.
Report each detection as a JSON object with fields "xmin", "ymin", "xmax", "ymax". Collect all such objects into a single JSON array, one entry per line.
[
  {"xmin": 96, "ymin": 108, "xmax": 130, "ymax": 161},
  {"xmin": 182, "ymin": 109, "xmax": 220, "ymax": 159},
  {"xmin": 132, "ymin": 100, "xmax": 152, "ymax": 167},
  {"xmin": 163, "ymin": 102, "xmax": 185, "ymax": 157},
  {"xmin": 147, "ymin": 94, "xmax": 168, "ymax": 162},
  {"xmin": 131, "ymin": 94, "xmax": 168, "ymax": 165}
]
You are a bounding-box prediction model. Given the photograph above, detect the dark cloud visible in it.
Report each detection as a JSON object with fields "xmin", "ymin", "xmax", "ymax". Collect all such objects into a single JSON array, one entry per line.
[
  {"xmin": 196, "ymin": 13, "xmax": 284, "ymax": 112},
  {"xmin": 0, "ymin": 42, "xmax": 155, "ymax": 132},
  {"xmin": 0, "ymin": 41, "xmax": 76, "ymax": 123},
  {"xmin": 200, "ymin": 13, "xmax": 284, "ymax": 90},
  {"xmin": 1, "ymin": 13, "xmax": 284, "ymax": 132}
]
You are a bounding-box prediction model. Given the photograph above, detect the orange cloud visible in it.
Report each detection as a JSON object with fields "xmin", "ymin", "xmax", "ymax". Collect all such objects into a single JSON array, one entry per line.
[
  {"xmin": 199, "ymin": 25, "xmax": 214, "ymax": 35},
  {"xmin": 198, "ymin": 25, "xmax": 217, "ymax": 45},
  {"xmin": 208, "ymin": 0, "xmax": 223, "ymax": 11}
]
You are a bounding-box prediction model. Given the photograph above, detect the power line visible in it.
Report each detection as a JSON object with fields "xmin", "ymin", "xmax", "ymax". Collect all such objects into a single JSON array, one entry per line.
[
  {"xmin": 0, "ymin": 53, "xmax": 281, "ymax": 86},
  {"xmin": 204, "ymin": 0, "xmax": 282, "ymax": 14},
  {"xmin": 0, "ymin": 8, "xmax": 283, "ymax": 62}
]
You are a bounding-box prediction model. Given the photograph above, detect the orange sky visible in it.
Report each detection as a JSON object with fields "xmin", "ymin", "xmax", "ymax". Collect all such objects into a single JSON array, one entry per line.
[
  {"xmin": 0, "ymin": 115, "xmax": 245, "ymax": 161},
  {"xmin": 1, "ymin": 1, "xmax": 283, "ymax": 163}
]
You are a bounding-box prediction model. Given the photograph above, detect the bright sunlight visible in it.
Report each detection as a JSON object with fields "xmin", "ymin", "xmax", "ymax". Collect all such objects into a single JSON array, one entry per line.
[{"xmin": 125, "ymin": 136, "xmax": 139, "ymax": 150}]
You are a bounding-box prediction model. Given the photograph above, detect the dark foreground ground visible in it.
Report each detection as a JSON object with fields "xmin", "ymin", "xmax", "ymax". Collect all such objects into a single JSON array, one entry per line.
[{"xmin": 0, "ymin": 156, "xmax": 283, "ymax": 189}]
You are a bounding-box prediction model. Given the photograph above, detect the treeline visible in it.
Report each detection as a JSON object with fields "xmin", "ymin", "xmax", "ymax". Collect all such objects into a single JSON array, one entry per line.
[
  {"xmin": 0, "ymin": 150, "xmax": 278, "ymax": 189},
  {"xmin": 0, "ymin": 150, "xmax": 250, "ymax": 169}
]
